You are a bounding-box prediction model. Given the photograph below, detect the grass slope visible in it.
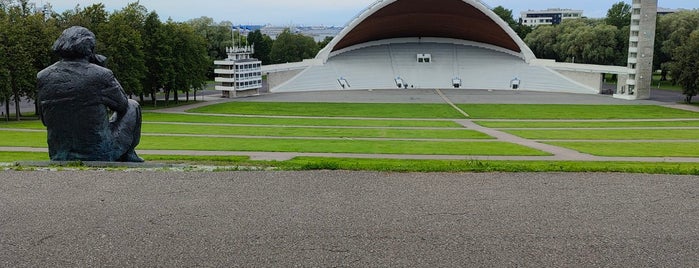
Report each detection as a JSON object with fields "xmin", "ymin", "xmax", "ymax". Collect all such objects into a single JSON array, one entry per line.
[
  {"xmin": 476, "ymin": 120, "xmax": 699, "ymax": 128},
  {"xmin": 547, "ymin": 142, "xmax": 699, "ymax": 157},
  {"xmin": 189, "ymin": 102, "xmax": 465, "ymax": 119},
  {"xmin": 141, "ymin": 136, "xmax": 548, "ymax": 156},
  {"xmin": 143, "ymin": 123, "xmax": 491, "ymax": 139},
  {"xmin": 460, "ymin": 104, "xmax": 699, "ymax": 119},
  {"xmin": 505, "ymin": 129, "xmax": 699, "ymax": 140}
]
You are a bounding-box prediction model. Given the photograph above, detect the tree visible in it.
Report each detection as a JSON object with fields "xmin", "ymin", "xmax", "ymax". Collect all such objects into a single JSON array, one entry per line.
[
  {"xmin": 492, "ymin": 5, "xmax": 532, "ymax": 39},
  {"xmin": 655, "ymin": 11, "xmax": 699, "ymax": 81},
  {"xmin": 269, "ymin": 29, "xmax": 318, "ymax": 64},
  {"xmin": 668, "ymin": 30, "xmax": 699, "ymax": 103},
  {"xmin": 162, "ymin": 21, "xmax": 208, "ymax": 104},
  {"xmin": 187, "ymin": 17, "xmax": 238, "ymax": 78},
  {"xmin": 492, "ymin": 6, "xmax": 516, "ymax": 26},
  {"xmin": 142, "ymin": 11, "xmax": 173, "ymax": 106},
  {"xmin": 524, "ymin": 25, "xmax": 561, "ymax": 60},
  {"xmin": 98, "ymin": 3, "xmax": 147, "ymax": 98},
  {"xmin": 61, "ymin": 3, "xmax": 108, "ymax": 30},
  {"xmin": 247, "ymin": 29, "xmax": 273, "ymax": 64},
  {"xmin": 2, "ymin": 2, "xmax": 49, "ymax": 120},
  {"xmin": 317, "ymin": 36, "xmax": 333, "ymax": 50},
  {"xmin": 0, "ymin": 7, "xmax": 10, "ymax": 120},
  {"xmin": 606, "ymin": 2, "xmax": 632, "ymax": 29}
]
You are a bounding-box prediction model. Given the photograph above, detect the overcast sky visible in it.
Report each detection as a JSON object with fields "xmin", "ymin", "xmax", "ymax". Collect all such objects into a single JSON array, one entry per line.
[{"xmin": 42, "ymin": 0, "xmax": 699, "ymax": 26}]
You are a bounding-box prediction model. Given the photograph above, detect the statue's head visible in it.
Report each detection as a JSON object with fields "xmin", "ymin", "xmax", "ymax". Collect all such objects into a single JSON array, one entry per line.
[{"xmin": 52, "ymin": 26, "xmax": 96, "ymax": 60}]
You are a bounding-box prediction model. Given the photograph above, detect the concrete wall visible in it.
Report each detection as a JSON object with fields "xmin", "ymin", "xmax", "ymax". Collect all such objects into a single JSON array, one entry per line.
[
  {"xmin": 267, "ymin": 69, "xmax": 304, "ymax": 91},
  {"xmin": 555, "ymin": 70, "xmax": 602, "ymax": 93}
]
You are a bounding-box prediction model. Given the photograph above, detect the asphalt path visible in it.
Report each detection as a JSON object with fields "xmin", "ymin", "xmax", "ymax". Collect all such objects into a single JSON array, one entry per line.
[{"xmin": 1, "ymin": 171, "xmax": 697, "ymax": 267}]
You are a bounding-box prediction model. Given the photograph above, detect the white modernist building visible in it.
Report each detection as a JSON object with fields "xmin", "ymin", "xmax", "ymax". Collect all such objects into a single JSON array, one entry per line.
[
  {"xmin": 520, "ymin": 9, "xmax": 584, "ymax": 27},
  {"xmin": 264, "ymin": 0, "xmax": 630, "ymax": 96},
  {"xmin": 214, "ymin": 46, "xmax": 262, "ymax": 98}
]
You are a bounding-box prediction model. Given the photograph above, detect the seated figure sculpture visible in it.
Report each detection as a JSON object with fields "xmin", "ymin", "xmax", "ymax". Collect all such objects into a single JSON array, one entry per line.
[{"xmin": 37, "ymin": 26, "xmax": 144, "ymax": 162}]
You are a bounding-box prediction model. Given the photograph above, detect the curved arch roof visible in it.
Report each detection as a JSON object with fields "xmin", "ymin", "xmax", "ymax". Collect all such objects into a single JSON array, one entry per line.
[{"xmin": 318, "ymin": 0, "xmax": 535, "ymax": 62}]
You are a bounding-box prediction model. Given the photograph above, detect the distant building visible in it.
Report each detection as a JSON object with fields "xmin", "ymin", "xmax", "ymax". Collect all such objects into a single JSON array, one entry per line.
[
  {"xmin": 296, "ymin": 26, "xmax": 344, "ymax": 42},
  {"xmin": 214, "ymin": 45, "xmax": 262, "ymax": 98},
  {"xmin": 657, "ymin": 7, "xmax": 680, "ymax": 15},
  {"xmin": 520, "ymin": 8, "xmax": 583, "ymax": 27},
  {"xmin": 260, "ymin": 25, "xmax": 297, "ymax": 40},
  {"xmin": 261, "ymin": 25, "xmax": 343, "ymax": 41}
]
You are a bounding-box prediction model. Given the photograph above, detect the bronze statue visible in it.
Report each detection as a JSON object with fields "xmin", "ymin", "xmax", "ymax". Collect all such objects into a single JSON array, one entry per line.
[{"xmin": 37, "ymin": 26, "xmax": 143, "ymax": 162}]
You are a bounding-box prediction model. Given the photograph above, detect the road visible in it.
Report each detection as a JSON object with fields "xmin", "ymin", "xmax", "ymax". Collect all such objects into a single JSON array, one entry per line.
[{"xmin": 1, "ymin": 171, "xmax": 696, "ymax": 267}]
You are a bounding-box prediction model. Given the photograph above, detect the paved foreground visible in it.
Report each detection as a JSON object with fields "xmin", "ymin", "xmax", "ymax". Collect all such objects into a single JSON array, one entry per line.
[{"xmin": 1, "ymin": 171, "xmax": 696, "ymax": 267}]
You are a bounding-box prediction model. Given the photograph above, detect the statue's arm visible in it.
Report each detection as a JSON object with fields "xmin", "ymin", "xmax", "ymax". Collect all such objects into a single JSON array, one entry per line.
[{"xmin": 100, "ymin": 71, "xmax": 129, "ymax": 115}]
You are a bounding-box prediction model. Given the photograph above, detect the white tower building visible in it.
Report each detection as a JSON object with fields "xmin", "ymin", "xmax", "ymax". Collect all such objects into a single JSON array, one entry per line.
[
  {"xmin": 615, "ymin": 0, "xmax": 657, "ymax": 100},
  {"xmin": 214, "ymin": 45, "xmax": 263, "ymax": 98}
]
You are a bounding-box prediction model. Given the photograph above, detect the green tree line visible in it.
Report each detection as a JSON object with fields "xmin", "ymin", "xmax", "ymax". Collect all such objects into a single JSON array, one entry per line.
[{"xmin": 0, "ymin": 0, "xmax": 210, "ymax": 121}]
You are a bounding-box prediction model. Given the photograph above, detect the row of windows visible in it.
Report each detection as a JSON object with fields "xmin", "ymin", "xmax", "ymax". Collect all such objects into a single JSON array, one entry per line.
[
  {"xmin": 523, "ymin": 19, "xmax": 552, "ymax": 23},
  {"xmin": 219, "ymin": 72, "xmax": 262, "ymax": 79},
  {"xmin": 235, "ymin": 80, "xmax": 262, "ymax": 89},
  {"xmin": 236, "ymin": 72, "xmax": 262, "ymax": 80},
  {"xmin": 221, "ymin": 80, "xmax": 262, "ymax": 88},
  {"xmin": 235, "ymin": 63, "xmax": 262, "ymax": 71},
  {"xmin": 524, "ymin": 13, "xmax": 580, "ymax": 18}
]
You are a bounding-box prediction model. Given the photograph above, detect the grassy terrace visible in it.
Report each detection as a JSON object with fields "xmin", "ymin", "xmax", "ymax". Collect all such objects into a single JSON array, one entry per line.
[
  {"xmin": 2, "ymin": 102, "xmax": 699, "ymax": 173},
  {"xmin": 190, "ymin": 102, "xmax": 466, "ymax": 118},
  {"xmin": 5, "ymin": 152, "xmax": 698, "ymax": 175},
  {"xmin": 476, "ymin": 120, "xmax": 699, "ymax": 128},
  {"xmin": 547, "ymin": 142, "xmax": 699, "ymax": 157},
  {"xmin": 0, "ymin": 130, "xmax": 542, "ymax": 156},
  {"xmin": 143, "ymin": 124, "xmax": 491, "ymax": 139},
  {"xmin": 504, "ymin": 129, "xmax": 699, "ymax": 140},
  {"xmin": 459, "ymin": 104, "xmax": 699, "ymax": 119},
  {"xmin": 143, "ymin": 113, "xmax": 461, "ymax": 128}
]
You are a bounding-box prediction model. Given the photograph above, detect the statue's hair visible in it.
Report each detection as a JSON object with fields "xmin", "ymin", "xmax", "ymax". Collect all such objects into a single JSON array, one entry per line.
[{"xmin": 52, "ymin": 26, "xmax": 96, "ymax": 59}]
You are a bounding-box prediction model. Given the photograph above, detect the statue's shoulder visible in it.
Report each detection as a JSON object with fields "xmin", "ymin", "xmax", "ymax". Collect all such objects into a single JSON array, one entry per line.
[
  {"xmin": 88, "ymin": 63, "xmax": 113, "ymax": 75},
  {"xmin": 37, "ymin": 62, "xmax": 61, "ymax": 79}
]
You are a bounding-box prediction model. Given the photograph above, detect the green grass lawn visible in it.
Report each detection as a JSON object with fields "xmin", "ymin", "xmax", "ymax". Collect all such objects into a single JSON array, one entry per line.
[
  {"xmin": 0, "ymin": 130, "xmax": 540, "ymax": 155},
  {"xmin": 476, "ymin": 120, "xmax": 699, "ymax": 128},
  {"xmin": 460, "ymin": 104, "xmax": 699, "ymax": 119},
  {"xmin": 3, "ymin": 102, "xmax": 699, "ymax": 170},
  {"xmin": 505, "ymin": 129, "xmax": 699, "ymax": 140},
  {"xmin": 0, "ymin": 120, "xmax": 45, "ymax": 129},
  {"xmin": 652, "ymin": 74, "xmax": 683, "ymax": 92},
  {"xmin": 0, "ymin": 131, "xmax": 46, "ymax": 147},
  {"xmin": 547, "ymin": 142, "xmax": 699, "ymax": 157},
  {"xmin": 143, "ymin": 113, "xmax": 461, "ymax": 128},
  {"xmin": 279, "ymin": 157, "xmax": 699, "ymax": 174},
  {"xmin": 189, "ymin": 102, "xmax": 465, "ymax": 119},
  {"xmin": 140, "ymin": 136, "xmax": 548, "ymax": 156},
  {"xmin": 0, "ymin": 152, "xmax": 48, "ymax": 162},
  {"xmin": 139, "ymin": 100, "xmax": 202, "ymax": 110},
  {"xmin": 143, "ymin": 123, "xmax": 491, "ymax": 139},
  {"xmin": 3, "ymin": 153, "xmax": 698, "ymax": 175}
]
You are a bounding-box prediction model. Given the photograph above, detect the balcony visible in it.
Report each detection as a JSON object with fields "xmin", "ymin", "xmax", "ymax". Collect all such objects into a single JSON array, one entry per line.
[
  {"xmin": 215, "ymin": 77, "xmax": 236, "ymax": 83},
  {"xmin": 215, "ymin": 85, "xmax": 235, "ymax": 91},
  {"xmin": 214, "ymin": 69, "xmax": 236, "ymax": 75}
]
